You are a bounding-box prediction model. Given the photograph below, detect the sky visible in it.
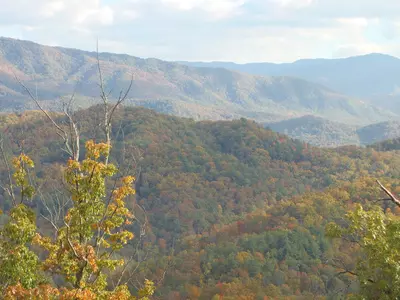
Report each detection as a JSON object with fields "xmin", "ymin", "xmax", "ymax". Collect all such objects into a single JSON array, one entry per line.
[{"xmin": 0, "ymin": 0, "xmax": 399, "ymax": 63}]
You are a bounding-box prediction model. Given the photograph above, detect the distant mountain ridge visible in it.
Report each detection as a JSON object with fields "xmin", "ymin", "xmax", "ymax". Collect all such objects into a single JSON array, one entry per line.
[
  {"xmin": 179, "ymin": 53, "xmax": 400, "ymax": 99},
  {"xmin": 266, "ymin": 116, "xmax": 400, "ymax": 147},
  {"xmin": 0, "ymin": 37, "xmax": 395, "ymax": 126}
]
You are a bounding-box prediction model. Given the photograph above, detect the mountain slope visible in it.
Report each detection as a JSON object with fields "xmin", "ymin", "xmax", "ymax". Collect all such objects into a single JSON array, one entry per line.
[
  {"xmin": 369, "ymin": 137, "xmax": 400, "ymax": 151},
  {"xmin": 266, "ymin": 115, "xmax": 360, "ymax": 147},
  {"xmin": 0, "ymin": 37, "xmax": 395, "ymax": 125},
  {"xmin": 357, "ymin": 120, "xmax": 400, "ymax": 145},
  {"xmin": 2, "ymin": 106, "xmax": 400, "ymax": 298},
  {"xmin": 180, "ymin": 53, "xmax": 400, "ymax": 99}
]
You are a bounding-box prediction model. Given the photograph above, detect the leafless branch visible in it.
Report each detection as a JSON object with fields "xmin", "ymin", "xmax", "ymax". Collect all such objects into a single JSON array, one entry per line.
[
  {"xmin": 0, "ymin": 137, "xmax": 16, "ymax": 205},
  {"xmin": 40, "ymin": 213, "xmax": 59, "ymax": 233},
  {"xmin": 64, "ymin": 220, "xmax": 80, "ymax": 259},
  {"xmin": 108, "ymin": 73, "xmax": 134, "ymax": 127},
  {"xmin": 335, "ymin": 269, "xmax": 375, "ymax": 284},
  {"xmin": 15, "ymin": 75, "xmax": 80, "ymax": 161},
  {"xmin": 376, "ymin": 180, "xmax": 400, "ymax": 207},
  {"xmin": 96, "ymin": 40, "xmax": 133, "ymax": 164},
  {"xmin": 154, "ymin": 256, "xmax": 175, "ymax": 287},
  {"xmin": 38, "ymin": 188, "xmax": 72, "ymax": 236},
  {"xmin": 62, "ymin": 93, "xmax": 80, "ymax": 161}
]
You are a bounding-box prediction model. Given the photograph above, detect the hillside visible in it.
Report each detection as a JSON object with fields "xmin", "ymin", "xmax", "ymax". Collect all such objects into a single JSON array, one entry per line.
[
  {"xmin": 364, "ymin": 94, "xmax": 400, "ymax": 113},
  {"xmin": 180, "ymin": 53, "xmax": 400, "ymax": 100},
  {"xmin": 266, "ymin": 115, "xmax": 360, "ymax": 147},
  {"xmin": 0, "ymin": 37, "xmax": 395, "ymax": 125},
  {"xmin": 369, "ymin": 137, "xmax": 400, "ymax": 151},
  {"xmin": 265, "ymin": 116, "xmax": 400, "ymax": 147},
  {"xmin": 2, "ymin": 106, "xmax": 400, "ymax": 298},
  {"xmin": 357, "ymin": 120, "xmax": 400, "ymax": 145}
]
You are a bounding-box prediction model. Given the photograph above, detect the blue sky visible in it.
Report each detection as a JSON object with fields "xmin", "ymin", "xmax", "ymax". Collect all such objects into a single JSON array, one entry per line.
[{"xmin": 0, "ymin": 0, "xmax": 399, "ymax": 63}]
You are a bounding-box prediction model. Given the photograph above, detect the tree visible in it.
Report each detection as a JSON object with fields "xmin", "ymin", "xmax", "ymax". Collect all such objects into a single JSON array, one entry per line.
[
  {"xmin": 0, "ymin": 154, "xmax": 43, "ymax": 290},
  {"xmin": 0, "ymin": 45, "xmax": 154, "ymax": 299},
  {"xmin": 0, "ymin": 140, "xmax": 155, "ymax": 299},
  {"xmin": 326, "ymin": 180, "xmax": 400, "ymax": 299}
]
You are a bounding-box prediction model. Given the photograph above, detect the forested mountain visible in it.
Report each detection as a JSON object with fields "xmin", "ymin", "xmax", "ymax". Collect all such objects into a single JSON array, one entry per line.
[
  {"xmin": 1, "ymin": 106, "xmax": 400, "ymax": 298},
  {"xmin": 0, "ymin": 37, "xmax": 395, "ymax": 126},
  {"xmin": 2, "ymin": 37, "xmax": 400, "ymax": 299},
  {"xmin": 180, "ymin": 53, "xmax": 400, "ymax": 99}
]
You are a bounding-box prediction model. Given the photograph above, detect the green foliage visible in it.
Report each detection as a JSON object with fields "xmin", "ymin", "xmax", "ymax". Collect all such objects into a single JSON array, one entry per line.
[
  {"xmin": 328, "ymin": 204, "xmax": 400, "ymax": 299},
  {"xmin": 0, "ymin": 203, "xmax": 43, "ymax": 290},
  {"xmin": 0, "ymin": 153, "xmax": 43, "ymax": 290},
  {"xmin": 33, "ymin": 141, "xmax": 137, "ymax": 293}
]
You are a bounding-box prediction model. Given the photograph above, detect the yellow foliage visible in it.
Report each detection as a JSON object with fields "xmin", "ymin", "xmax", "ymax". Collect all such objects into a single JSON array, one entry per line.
[
  {"xmin": 236, "ymin": 251, "xmax": 252, "ymax": 264},
  {"xmin": 2, "ymin": 141, "xmax": 154, "ymax": 299}
]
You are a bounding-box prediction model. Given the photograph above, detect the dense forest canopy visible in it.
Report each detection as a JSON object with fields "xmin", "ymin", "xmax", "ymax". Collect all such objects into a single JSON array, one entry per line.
[{"xmin": 1, "ymin": 105, "xmax": 400, "ymax": 299}]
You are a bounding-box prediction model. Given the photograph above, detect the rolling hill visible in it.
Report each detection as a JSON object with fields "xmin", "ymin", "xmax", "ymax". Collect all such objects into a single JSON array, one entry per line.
[{"xmin": 0, "ymin": 37, "xmax": 395, "ymax": 125}]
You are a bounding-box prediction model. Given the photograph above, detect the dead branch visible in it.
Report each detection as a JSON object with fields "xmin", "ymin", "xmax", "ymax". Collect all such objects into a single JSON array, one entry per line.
[
  {"xmin": 0, "ymin": 137, "xmax": 16, "ymax": 205},
  {"xmin": 96, "ymin": 40, "xmax": 133, "ymax": 164},
  {"xmin": 376, "ymin": 180, "xmax": 400, "ymax": 207},
  {"xmin": 62, "ymin": 92, "xmax": 80, "ymax": 161},
  {"xmin": 15, "ymin": 75, "xmax": 80, "ymax": 161},
  {"xmin": 336, "ymin": 269, "xmax": 375, "ymax": 283},
  {"xmin": 37, "ymin": 188, "xmax": 72, "ymax": 235},
  {"xmin": 64, "ymin": 220, "xmax": 81, "ymax": 260}
]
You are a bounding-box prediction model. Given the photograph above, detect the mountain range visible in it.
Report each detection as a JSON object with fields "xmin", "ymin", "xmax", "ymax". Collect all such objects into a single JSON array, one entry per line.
[
  {"xmin": 3, "ymin": 37, "xmax": 400, "ymax": 297},
  {"xmin": 1, "ymin": 37, "xmax": 400, "ymax": 146},
  {"xmin": 180, "ymin": 53, "xmax": 400, "ymax": 99}
]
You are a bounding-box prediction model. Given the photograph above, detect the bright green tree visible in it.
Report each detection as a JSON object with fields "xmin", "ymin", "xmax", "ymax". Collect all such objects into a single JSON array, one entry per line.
[
  {"xmin": 0, "ymin": 154, "xmax": 44, "ymax": 290},
  {"xmin": 326, "ymin": 181, "xmax": 400, "ymax": 299}
]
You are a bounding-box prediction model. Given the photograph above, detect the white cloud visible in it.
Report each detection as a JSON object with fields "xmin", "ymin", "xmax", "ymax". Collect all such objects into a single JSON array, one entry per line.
[
  {"xmin": 40, "ymin": 1, "xmax": 66, "ymax": 17},
  {"xmin": 73, "ymin": 5, "xmax": 114, "ymax": 26},
  {"xmin": 302, "ymin": 0, "xmax": 400, "ymax": 19},
  {"xmin": 1, "ymin": 0, "xmax": 400, "ymax": 62},
  {"xmin": 121, "ymin": 10, "xmax": 140, "ymax": 21},
  {"xmin": 271, "ymin": 0, "xmax": 314, "ymax": 9},
  {"xmin": 336, "ymin": 18, "xmax": 369, "ymax": 27},
  {"xmin": 0, "ymin": 0, "xmax": 115, "ymax": 28},
  {"xmin": 161, "ymin": 0, "xmax": 202, "ymax": 10},
  {"xmin": 161, "ymin": 0, "xmax": 247, "ymax": 18}
]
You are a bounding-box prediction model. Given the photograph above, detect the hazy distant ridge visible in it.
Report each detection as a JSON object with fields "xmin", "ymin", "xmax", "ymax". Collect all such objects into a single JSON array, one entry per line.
[{"xmin": 0, "ymin": 37, "xmax": 394, "ymax": 127}]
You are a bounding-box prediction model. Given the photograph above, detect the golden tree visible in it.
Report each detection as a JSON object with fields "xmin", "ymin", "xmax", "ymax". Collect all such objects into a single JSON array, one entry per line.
[
  {"xmin": 1, "ymin": 141, "xmax": 154, "ymax": 299},
  {"xmin": 0, "ymin": 45, "xmax": 154, "ymax": 299}
]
